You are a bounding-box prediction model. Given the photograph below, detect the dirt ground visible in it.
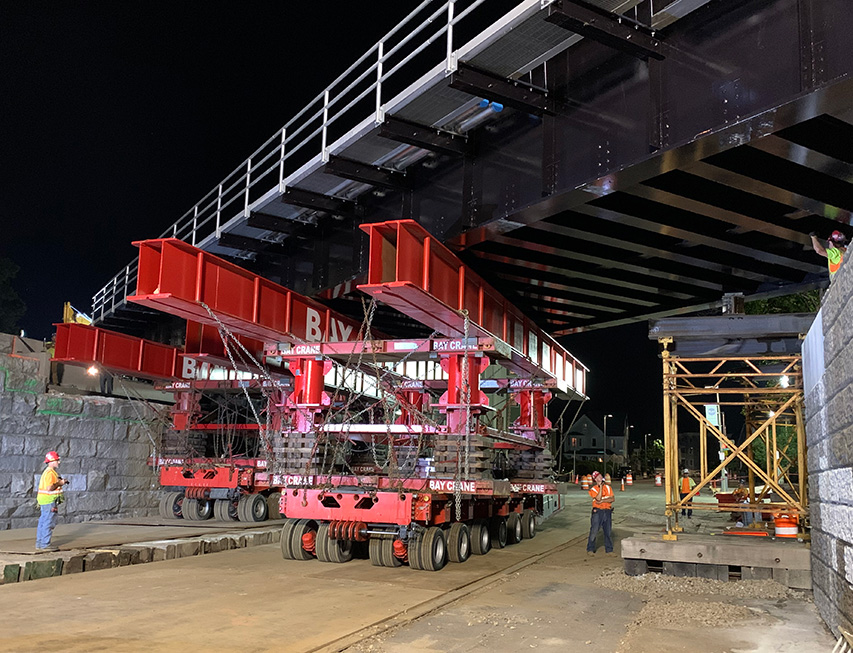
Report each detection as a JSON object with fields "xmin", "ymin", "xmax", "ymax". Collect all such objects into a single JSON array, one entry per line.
[{"xmin": 0, "ymin": 482, "xmax": 836, "ymax": 653}]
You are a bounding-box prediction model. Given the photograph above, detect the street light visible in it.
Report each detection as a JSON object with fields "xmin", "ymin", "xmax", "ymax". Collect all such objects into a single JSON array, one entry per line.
[
  {"xmin": 603, "ymin": 414, "xmax": 613, "ymax": 475},
  {"xmin": 644, "ymin": 433, "xmax": 650, "ymax": 476}
]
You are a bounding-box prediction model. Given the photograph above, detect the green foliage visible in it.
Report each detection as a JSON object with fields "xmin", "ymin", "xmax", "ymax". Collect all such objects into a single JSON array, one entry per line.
[
  {"xmin": 0, "ymin": 257, "xmax": 26, "ymax": 333},
  {"xmin": 745, "ymin": 290, "xmax": 820, "ymax": 315}
]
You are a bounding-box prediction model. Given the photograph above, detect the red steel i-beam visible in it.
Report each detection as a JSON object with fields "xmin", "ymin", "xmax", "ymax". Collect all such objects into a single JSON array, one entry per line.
[
  {"xmin": 128, "ymin": 238, "xmax": 363, "ymax": 346},
  {"xmin": 53, "ymin": 323, "xmax": 180, "ymax": 380},
  {"xmin": 358, "ymin": 220, "xmax": 587, "ymax": 396}
]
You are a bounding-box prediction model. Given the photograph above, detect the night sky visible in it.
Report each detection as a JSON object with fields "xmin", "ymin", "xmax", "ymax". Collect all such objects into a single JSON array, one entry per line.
[{"xmin": 1, "ymin": 2, "xmax": 663, "ymax": 443}]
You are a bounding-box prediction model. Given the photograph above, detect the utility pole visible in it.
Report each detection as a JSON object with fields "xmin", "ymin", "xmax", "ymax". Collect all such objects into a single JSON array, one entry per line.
[{"xmin": 603, "ymin": 413, "xmax": 612, "ymax": 475}]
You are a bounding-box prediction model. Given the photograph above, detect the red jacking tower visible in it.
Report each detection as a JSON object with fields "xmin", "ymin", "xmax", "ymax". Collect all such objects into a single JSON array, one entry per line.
[{"xmin": 54, "ymin": 219, "xmax": 587, "ymax": 571}]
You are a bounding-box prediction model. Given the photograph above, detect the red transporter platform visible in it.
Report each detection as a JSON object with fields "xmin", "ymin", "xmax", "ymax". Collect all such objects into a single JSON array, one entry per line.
[{"xmin": 272, "ymin": 220, "xmax": 588, "ymax": 571}]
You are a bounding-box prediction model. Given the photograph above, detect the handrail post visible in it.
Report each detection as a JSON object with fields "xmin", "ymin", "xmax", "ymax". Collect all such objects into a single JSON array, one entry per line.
[
  {"xmin": 244, "ymin": 158, "xmax": 252, "ymax": 217},
  {"xmin": 216, "ymin": 183, "xmax": 223, "ymax": 238},
  {"xmin": 446, "ymin": 0, "xmax": 457, "ymax": 74},
  {"xmin": 124, "ymin": 266, "xmax": 130, "ymax": 300},
  {"xmin": 375, "ymin": 41, "xmax": 385, "ymax": 125},
  {"xmin": 321, "ymin": 89, "xmax": 331, "ymax": 163},
  {"xmin": 279, "ymin": 127, "xmax": 287, "ymax": 191},
  {"xmin": 192, "ymin": 205, "xmax": 198, "ymax": 246}
]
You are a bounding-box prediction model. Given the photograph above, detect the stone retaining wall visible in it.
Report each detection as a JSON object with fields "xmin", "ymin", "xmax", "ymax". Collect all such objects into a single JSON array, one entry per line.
[
  {"xmin": 0, "ymin": 352, "xmax": 163, "ymax": 530},
  {"xmin": 804, "ymin": 261, "xmax": 853, "ymax": 638}
]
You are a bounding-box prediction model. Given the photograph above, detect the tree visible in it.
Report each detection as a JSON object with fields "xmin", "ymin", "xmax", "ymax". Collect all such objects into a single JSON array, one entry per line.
[
  {"xmin": 745, "ymin": 290, "xmax": 820, "ymax": 315},
  {"xmin": 0, "ymin": 257, "xmax": 26, "ymax": 333}
]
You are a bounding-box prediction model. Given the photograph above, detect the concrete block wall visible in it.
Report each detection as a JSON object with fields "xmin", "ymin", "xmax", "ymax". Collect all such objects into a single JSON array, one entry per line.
[
  {"xmin": 804, "ymin": 260, "xmax": 853, "ymax": 638},
  {"xmin": 0, "ymin": 352, "xmax": 163, "ymax": 530}
]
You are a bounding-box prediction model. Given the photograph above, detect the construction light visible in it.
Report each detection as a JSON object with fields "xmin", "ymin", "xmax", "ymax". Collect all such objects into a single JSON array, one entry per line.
[{"xmin": 86, "ymin": 365, "xmax": 99, "ymax": 376}]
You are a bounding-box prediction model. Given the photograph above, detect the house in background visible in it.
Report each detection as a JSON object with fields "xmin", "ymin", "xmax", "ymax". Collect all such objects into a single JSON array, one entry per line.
[{"xmin": 564, "ymin": 415, "xmax": 628, "ymax": 468}]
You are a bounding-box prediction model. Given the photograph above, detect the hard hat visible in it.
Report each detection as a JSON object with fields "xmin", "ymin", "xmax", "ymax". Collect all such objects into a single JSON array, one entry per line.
[
  {"xmin": 44, "ymin": 451, "xmax": 60, "ymax": 463},
  {"xmin": 591, "ymin": 471, "xmax": 603, "ymax": 482},
  {"xmin": 682, "ymin": 468, "xmax": 689, "ymax": 474},
  {"xmin": 830, "ymin": 230, "xmax": 847, "ymax": 244}
]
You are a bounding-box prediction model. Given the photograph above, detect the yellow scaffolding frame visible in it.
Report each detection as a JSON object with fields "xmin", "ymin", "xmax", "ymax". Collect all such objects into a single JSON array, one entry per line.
[{"xmin": 659, "ymin": 338, "xmax": 807, "ymax": 540}]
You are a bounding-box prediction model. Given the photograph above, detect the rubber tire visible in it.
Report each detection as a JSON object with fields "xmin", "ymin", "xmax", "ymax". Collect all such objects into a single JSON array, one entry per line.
[
  {"xmin": 290, "ymin": 519, "xmax": 316, "ymax": 560},
  {"xmin": 280, "ymin": 519, "xmax": 298, "ymax": 559},
  {"xmin": 182, "ymin": 498, "xmax": 212, "ymax": 521},
  {"xmin": 447, "ymin": 523, "xmax": 471, "ymax": 564},
  {"xmin": 470, "ymin": 519, "xmax": 491, "ymax": 556},
  {"xmin": 369, "ymin": 538, "xmax": 403, "ymax": 567},
  {"xmin": 213, "ymin": 498, "xmax": 238, "ymax": 521},
  {"xmin": 521, "ymin": 509, "xmax": 537, "ymax": 540},
  {"xmin": 159, "ymin": 492, "xmax": 183, "ymax": 519},
  {"xmin": 315, "ymin": 522, "xmax": 353, "ymax": 564},
  {"xmin": 419, "ymin": 526, "xmax": 447, "ymax": 572},
  {"xmin": 266, "ymin": 492, "xmax": 284, "ymax": 520},
  {"xmin": 238, "ymin": 494, "xmax": 268, "ymax": 522},
  {"xmin": 369, "ymin": 538, "xmax": 385, "ymax": 567},
  {"xmin": 489, "ymin": 516, "xmax": 507, "ymax": 549},
  {"xmin": 507, "ymin": 512, "xmax": 523, "ymax": 544}
]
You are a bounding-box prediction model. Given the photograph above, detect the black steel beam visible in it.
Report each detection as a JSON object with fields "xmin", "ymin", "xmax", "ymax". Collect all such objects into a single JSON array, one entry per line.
[
  {"xmin": 545, "ymin": 0, "xmax": 667, "ymax": 61},
  {"xmin": 323, "ymin": 155, "xmax": 408, "ymax": 190},
  {"xmin": 217, "ymin": 232, "xmax": 288, "ymax": 259},
  {"xmin": 378, "ymin": 116, "xmax": 467, "ymax": 157},
  {"xmin": 246, "ymin": 212, "xmax": 306, "ymax": 235},
  {"xmin": 524, "ymin": 221, "xmax": 778, "ymax": 285},
  {"xmin": 449, "ymin": 62, "xmax": 553, "ymax": 116},
  {"xmin": 280, "ymin": 186, "xmax": 357, "ymax": 217}
]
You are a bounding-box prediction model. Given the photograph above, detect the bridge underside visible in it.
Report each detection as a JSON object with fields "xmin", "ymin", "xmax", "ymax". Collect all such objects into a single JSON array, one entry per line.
[{"xmin": 97, "ymin": 0, "xmax": 853, "ymax": 339}]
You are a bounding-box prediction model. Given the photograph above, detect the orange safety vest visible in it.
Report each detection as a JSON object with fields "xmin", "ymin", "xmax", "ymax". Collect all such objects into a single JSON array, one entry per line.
[
  {"xmin": 588, "ymin": 482, "xmax": 614, "ymax": 510},
  {"xmin": 680, "ymin": 476, "xmax": 695, "ymax": 494},
  {"xmin": 37, "ymin": 467, "xmax": 62, "ymax": 505}
]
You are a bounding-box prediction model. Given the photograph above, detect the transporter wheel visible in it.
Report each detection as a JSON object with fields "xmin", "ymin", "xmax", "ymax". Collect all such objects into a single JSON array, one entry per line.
[
  {"xmin": 159, "ymin": 492, "xmax": 183, "ymax": 520},
  {"xmin": 290, "ymin": 519, "xmax": 317, "ymax": 560},
  {"xmin": 315, "ymin": 522, "xmax": 353, "ymax": 564},
  {"xmin": 266, "ymin": 492, "xmax": 284, "ymax": 520},
  {"xmin": 419, "ymin": 527, "xmax": 447, "ymax": 572},
  {"xmin": 213, "ymin": 498, "xmax": 239, "ymax": 521},
  {"xmin": 182, "ymin": 498, "xmax": 213, "ymax": 521},
  {"xmin": 238, "ymin": 494, "xmax": 268, "ymax": 522},
  {"xmin": 369, "ymin": 538, "xmax": 403, "ymax": 567},
  {"xmin": 521, "ymin": 509, "xmax": 537, "ymax": 539},
  {"xmin": 280, "ymin": 519, "xmax": 298, "ymax": 559},
  {"xmin": 470, "ymin": 519, "xmax": 491, "ymax": 556},
  {"xmin": 447, "ymin": 523, "xmax": 471, "ymax": 564},
  {"xmin": 506, "ymin": 512, "xmax": 523, "ymax": 544},
  {"xmin": 489, "ymin": 516, "xmax": 507, "ymax": 549}
]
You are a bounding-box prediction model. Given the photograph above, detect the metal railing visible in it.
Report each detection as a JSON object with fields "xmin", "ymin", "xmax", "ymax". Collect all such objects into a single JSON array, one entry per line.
[{"xmin": 92, "ymin": 0, "xmax": 519, "ymax": 322}]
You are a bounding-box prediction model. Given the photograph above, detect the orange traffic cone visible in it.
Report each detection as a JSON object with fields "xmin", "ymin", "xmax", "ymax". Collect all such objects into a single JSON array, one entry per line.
[
  {"xmin": 620, "ymin": 478, "xmax": 625, "ymax": 492},
  {"xmin": 574, "ymin": 473, "xmax": 579, "ymax": 485}
]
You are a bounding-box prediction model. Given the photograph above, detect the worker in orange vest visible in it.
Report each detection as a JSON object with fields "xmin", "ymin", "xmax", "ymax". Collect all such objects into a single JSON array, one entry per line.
[
  {"xmin": 810, "ymin": 230, "xmax": 848, "ymax": 280},
  {"xmin": 586, "ymin": 470, "xmax": 615, "ymax": 555},
  {"xmin": 36, "ymin": 451, "xmax": 68, "ymax": 551},
  {"xmin": 680, "ymin": 468, "xmax": 696, "ymax": 519}
]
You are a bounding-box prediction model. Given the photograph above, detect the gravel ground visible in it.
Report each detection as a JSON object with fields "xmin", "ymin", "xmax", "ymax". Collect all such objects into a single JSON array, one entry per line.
[{"xmin": 596, "ymin": 568, "xmax": 793, "ymax": 600}]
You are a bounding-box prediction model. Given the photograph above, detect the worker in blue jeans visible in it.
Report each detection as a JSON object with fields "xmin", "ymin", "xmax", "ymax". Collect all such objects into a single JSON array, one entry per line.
[
  {"xmin": 36, "ymin": 451, "xmax": 67, "ymax": 551},
  {"xmin": 586, "ymin": 470, "xmax": 615, "ymax": 555}
]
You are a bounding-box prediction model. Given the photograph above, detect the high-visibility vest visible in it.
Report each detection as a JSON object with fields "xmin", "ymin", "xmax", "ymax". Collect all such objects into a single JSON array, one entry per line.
[
  {"xmin": 828, "ymin": 247, "xmax": 844, "ymax": 277},
  {"xmin": 37, "ymin": 467, "xmax": 62, "ymax": 505},
  {"xmin": 680, "ymin": 477, "xmax": 695, "ymax": 494},
  {"xmin": 588, "ymin": 482, "xmax": 614, "ymax": 510}
]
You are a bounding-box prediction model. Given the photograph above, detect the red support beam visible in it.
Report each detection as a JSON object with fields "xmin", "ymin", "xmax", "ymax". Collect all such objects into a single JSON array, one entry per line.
[
  {"xmin": 358, "ymin": 220, "xmax": 587, "ymax": 396},
  {"xmin": 53, "ymin": 323, "xmax": 179, "ymax": 380},
  {"xmin": 128, "ymin": 238, "xmax": 363, "ymax": 346}
]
